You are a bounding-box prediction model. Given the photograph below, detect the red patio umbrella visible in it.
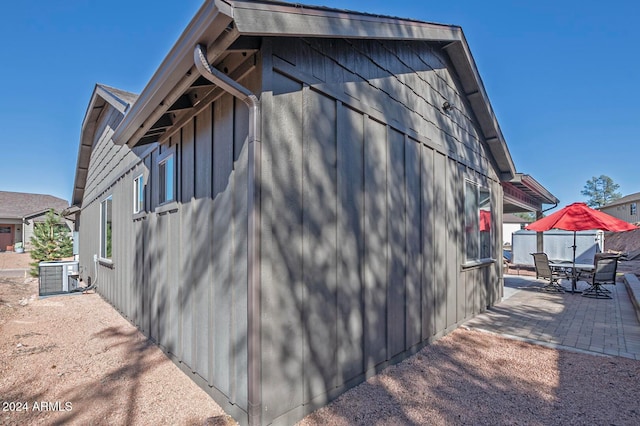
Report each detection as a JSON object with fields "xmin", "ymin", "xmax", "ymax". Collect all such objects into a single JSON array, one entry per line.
[
  {"xmin": 526, "ymin": 202, "xmax": 637, "ymax": 290},
  {"xmin": 526, "ymin": 202, "xmax": 637, "ymax": 234}
]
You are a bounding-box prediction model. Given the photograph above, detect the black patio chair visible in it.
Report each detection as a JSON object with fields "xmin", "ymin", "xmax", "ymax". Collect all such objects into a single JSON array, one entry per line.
[
  {"xmin": 582, "ymin": 253, "xmax": 619, "ymax": 299},
  {"xmin": 531, "ymin": 252, "xmax": 566, "ymax": 293}
]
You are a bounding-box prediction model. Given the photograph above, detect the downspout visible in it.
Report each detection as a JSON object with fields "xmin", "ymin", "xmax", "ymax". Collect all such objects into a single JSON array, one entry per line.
[
  {"xmin": 194, "ymin": 44, "xmax": 262, "ymax": 426},
  {"xmin": 21, "ymin": 217, "xmax": 26, "ymax": 249}
]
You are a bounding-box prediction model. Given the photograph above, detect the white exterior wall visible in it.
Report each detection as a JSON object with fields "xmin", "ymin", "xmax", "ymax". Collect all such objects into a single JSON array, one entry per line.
[{"xmin": 503, "ymin": 223, "xmax": 525, "ymax": 245}]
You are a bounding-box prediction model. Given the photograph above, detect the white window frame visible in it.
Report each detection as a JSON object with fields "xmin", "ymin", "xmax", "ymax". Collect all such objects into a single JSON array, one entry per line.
[
  {"xmin": 100, "ymin": 195, "xmax": 113, "ymax": 260},
  {"xmin": 133, "ymin": 174, "xmax": 144, "ymax": 214},
  {"xmin": 158, "ymin": 153, "xmax": 175, "ymax": 205},
  {"xmin": 464, "ymin": 180, "xmax": 492, "ymax": 264}
]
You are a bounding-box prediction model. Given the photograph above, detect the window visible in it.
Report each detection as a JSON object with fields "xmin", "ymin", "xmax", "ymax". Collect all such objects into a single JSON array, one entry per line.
[
  {"xmin": 159, "ymin": 154, "xmax": 175, "ymax": 204},
  {"xmin": 465, "ymin": 181, "xmax": 492, "ymax": 262},
  {"xmin": 100, "ymin": 196, "xmax": 112, "ymax": 260},
  {"xmin": 133, "ymin": 174, "xmax": 144, "ymax": 214},
  {"xmin": 631, "ymin": 203, "xmax": 637, "ymax": 216}
]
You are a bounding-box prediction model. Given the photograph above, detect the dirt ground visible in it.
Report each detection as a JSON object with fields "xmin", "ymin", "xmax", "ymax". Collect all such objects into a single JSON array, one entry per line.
[
  {"xmin": 0, "ymin": 251, "xmax": 32, "ymax": 271},
  {"xmin": 604, "ymin": 228, "xmax": 640, "ymax": 254},
  {"xmin": 0, "ymin": 273, "xmax": 235, "ymax": 426}
]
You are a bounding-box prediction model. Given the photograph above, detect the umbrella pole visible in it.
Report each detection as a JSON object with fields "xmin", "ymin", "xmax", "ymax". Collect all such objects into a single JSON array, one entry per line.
[{"xmin": 572, "ymin": 231, "xmax": 577, "ymax": 292}]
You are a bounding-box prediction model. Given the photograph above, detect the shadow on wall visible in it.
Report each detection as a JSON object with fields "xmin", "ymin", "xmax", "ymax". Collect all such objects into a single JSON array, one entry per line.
[
  {"xmin": 85, "ymin": 35, "xmax": 499, "ymax": 425},
  {"xmin": 259, "ymin": 39, "xmax": 479, "ymax": 422}
]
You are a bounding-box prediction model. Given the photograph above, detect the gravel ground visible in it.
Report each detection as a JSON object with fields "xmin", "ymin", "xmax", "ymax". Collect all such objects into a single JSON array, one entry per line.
[
  {"xmin": 0, "ymin": 275, "xmax": 235, "ymax": 426},
  {"xmin": 2, "ymin": 251, "xmax": 640, "ymax": 425},
  {"xmin": 298, "ymin": 328, "xmax": 640, "ymax": 425}
]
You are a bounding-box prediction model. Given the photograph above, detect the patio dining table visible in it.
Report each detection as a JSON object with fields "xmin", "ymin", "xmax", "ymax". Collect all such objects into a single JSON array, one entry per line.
[{"xmin": 549, "ymin": 261, "xmax": 595, "ymax": 293}]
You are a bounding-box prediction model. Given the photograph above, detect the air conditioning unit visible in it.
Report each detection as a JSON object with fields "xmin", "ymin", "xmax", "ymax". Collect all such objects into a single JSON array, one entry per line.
[{"xmin": 39, "ymin": 261, "xmax": 80, "ymax": 296}]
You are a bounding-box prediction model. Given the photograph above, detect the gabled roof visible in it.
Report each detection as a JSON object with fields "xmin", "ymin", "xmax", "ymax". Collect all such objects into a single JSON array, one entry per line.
[
  {"xmin": 599, "ymin": 192, "xmax": 640, "ymax": 209},
  {"xmin": 0, "ymin": 191, "xmax": 69, "ymax": 219},
  {"xmin": 110, "ymin": 0, "xmax": 516, "ymax": 180},
  {"xmin": 71, "ymin": 84, "xmax": 139, "ymax": 207}
]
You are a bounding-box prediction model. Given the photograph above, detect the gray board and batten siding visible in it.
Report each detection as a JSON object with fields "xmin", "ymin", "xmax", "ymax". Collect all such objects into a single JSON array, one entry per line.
[
  {"xmin": 76, "ymin": 12, "xmax": 504, "ymax": 426},
  {"xmin": 259, "ymin": 37, "xmax": 502, "ymax": 425},
  {"xmin": 78, "ymin": 80, "xmax": 254, "ymax": 419}
]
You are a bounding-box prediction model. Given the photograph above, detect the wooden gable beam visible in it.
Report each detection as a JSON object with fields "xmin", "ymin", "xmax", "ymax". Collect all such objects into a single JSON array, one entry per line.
[{"xmin": 168, "ymin": 94, "xmax": 194, "ymax": 111}]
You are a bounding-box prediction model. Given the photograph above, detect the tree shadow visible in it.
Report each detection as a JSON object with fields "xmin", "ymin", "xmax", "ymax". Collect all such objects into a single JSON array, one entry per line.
[
  {"xmin": 0, "ymin": 307, "xmax": 175, "ymax": 425},
  {"xmin": 51, "ymin": 326, "xmax": 162, "ymax": 425},
  {"xmin": 261, "ymin": 36, "xmax": 502, "ymax": 424},
  {"xmin": 75, "ymin": 32, "xmax": 505, "ymax": 426}
]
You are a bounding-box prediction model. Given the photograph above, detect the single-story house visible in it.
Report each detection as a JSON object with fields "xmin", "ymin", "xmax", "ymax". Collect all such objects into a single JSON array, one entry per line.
[
  {"xmin": 0, "ymin": 191, "xmax": 70, "ymax": 251},
  {"xmin": 70, "ymin": 1, "xmax": 554, "ymax": 424},
  {"xmin": 598, "ymin": 192, "xmax": 640, "ymax": 224}
]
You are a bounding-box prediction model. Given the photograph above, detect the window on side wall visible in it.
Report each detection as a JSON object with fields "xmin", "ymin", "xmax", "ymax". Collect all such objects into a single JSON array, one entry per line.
[
  {"xmin": 133, "ymin": 174, "xmax": 145, "ymax": 214},
  {"xmin": 464, "ymin": 180, "xmax": 492, "ymax": 263},
  {"xmin": 159, "ymin": 154, "xmax": 175, "ymax": 204},
  {"xmin": 100, "ymin": 196, "xmax": 113, "ymax": 260},
  {"xmin": 631, "ymin": 203, "xmax": 637, "ymax": 216}
]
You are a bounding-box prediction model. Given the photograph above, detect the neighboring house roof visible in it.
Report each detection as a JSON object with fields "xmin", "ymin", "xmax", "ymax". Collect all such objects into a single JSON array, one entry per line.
[
  {"xmin": 503, "ymin": 213, "xmax": 531, "ymax": 224},
  {"xmin": 107, "ymin": 0, "xmax": 516, "ymax": 181},
  {"xmin": 0, "ymin": 191, "xmax": 69, "ymax": 220},
  {"xmin": 71, "ymin": 84, "xmax": 139, "ymax": 206},
  {"xmin": 599, "ymin": 192, "xmax": 640, "ymax": 209}
]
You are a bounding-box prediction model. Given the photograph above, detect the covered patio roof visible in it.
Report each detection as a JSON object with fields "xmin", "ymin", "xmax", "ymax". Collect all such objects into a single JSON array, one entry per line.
[{"xmin": 502, "ymin": 173, "xmax": 558, "ymax": 214}]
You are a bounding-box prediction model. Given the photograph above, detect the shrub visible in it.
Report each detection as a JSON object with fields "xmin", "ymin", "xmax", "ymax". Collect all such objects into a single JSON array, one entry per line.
[{"xmin": 29, "ymin": 209, "xmax": 73, "ymax": 276}]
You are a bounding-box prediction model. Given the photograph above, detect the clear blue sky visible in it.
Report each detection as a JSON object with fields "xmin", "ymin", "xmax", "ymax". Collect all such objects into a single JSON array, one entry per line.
[{"xmin": 1, "ymin": 0, "xmax": 638, "ymax": 211}]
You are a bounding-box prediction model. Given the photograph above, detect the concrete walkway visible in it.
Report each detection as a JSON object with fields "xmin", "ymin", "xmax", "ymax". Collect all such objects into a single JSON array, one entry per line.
[{"xmin": 463, "ymin": 274, "xmax": 640, "ymax": 360}]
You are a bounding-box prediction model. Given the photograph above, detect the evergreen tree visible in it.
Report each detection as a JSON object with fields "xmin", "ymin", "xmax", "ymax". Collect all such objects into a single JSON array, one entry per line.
[
  {"xmin": 581, "ymin": 175, "xmax": 622, "ymax": 208},
  {"xmin": 514, "ymin": 212, "xmax": 536, "ymax": 221},
  {"xmin": 29, "ymin": 209, "xmax": 73, "ymax": 276}
]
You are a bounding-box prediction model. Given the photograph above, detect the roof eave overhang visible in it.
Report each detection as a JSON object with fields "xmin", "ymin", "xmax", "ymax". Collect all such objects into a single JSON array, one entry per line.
[
  {"xmin": 72, "ymin": 85, "xmax": 136, "ymax": 207},
  {"xmin": 72, "ymin": 86, "xmax": 107, "ymax": 207},
  {"xmin": 502, "ymin": 173, "xmax": 559, "ymax": 213},
  {"xmin": 231, "ymin": 0, "xmax": 461, "ymax": 40},
  {"xmin": 599, "ymin": 192, "xmax": 640, "ymax": 209},
  {"xmin": 233, "ymin": 1, "xmax": 515, "ymax": 180},
  {"xmin": 112, "ymin": 0, "xmax": 235, "ymax": 148},
  {"xmin": 112, "ymin": 0, "xmax": 517, "ymax": 182},
  {"xmin": 22, "ymin": 208, "xmax": 57, "ymax": 221},
  {"xmin": 512, "ymin": 173, "xmax": 559, "ymax": 205},
  {"xmin": 442, "ymin": 39, "xmax": 516, "ymax": 181}
]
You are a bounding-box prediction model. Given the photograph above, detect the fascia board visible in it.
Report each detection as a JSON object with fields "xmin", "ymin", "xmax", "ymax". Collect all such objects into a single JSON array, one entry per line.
[
  {"xmin": 519, "ymin": 174, "xmax": 560, "ymax": 205},
  {"xmin": 443, "ymin": 39, "xmax": 516, "ymax": 180},
  {"xmin": 72, "ymin": 84, "xmax": 138, "ymax": 206},
  {"xmin": 94, "ymin": 85, "xmax": 130, "ymax": 114},
  {"xmin": 231, "ymin": 1, "xmax": 462, "ymax": 40},
  {"xmin": 73, "ymin": 86, "xmax": 105, "ymax": 206}
]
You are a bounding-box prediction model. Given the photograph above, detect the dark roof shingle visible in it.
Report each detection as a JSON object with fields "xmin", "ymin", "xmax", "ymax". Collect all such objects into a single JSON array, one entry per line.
[{"xmin": 0, "ymin": 191, "xmax": 69, "ymax": 219}]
